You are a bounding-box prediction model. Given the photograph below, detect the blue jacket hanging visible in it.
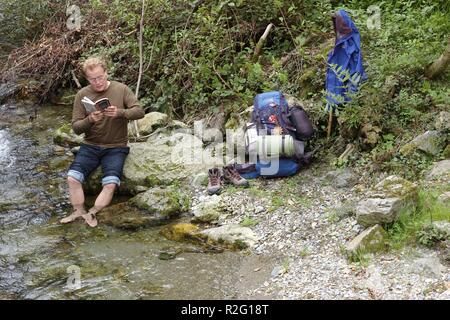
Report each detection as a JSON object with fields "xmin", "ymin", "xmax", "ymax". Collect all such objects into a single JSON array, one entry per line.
[{"xmin": 325, "ymin": 10, "xmax": 367, "ymax": 108}]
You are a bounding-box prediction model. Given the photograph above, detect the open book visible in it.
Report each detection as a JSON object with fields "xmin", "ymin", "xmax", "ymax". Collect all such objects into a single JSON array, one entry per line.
[{"xmin": 81, "ymin": 96, "xmax": 111, "ymax": 113}]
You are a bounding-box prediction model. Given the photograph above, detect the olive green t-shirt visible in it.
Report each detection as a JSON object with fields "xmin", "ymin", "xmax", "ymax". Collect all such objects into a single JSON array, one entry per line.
[{"xmin": 72, "ymin": 81, "xmax": 145, "ymax": 147}]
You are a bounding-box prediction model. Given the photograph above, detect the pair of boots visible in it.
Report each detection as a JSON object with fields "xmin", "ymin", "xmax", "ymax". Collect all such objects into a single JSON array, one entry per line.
[{"xmin": 207, "ymin": 165, "xmax": 249, "ymax": 195}]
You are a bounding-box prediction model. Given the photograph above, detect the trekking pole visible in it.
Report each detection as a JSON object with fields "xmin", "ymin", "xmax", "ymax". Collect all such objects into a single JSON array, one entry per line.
[{"xmin": 326, "ymin": 106, "xmax": 333, "ymax": 140}]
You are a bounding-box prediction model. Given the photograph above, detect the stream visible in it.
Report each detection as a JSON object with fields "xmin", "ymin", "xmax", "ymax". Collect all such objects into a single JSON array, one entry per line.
[{"xmin": 0, "ymin": 102, "xmax": 249, "ymax": 300}]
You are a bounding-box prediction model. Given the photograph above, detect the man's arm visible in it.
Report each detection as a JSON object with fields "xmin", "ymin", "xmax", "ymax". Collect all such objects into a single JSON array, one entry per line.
[
  {"xmin": 116, "ymin": 85, "xmax": 145, "ymax": 120},
  {"xmin": 72, "ymin": 92, "xmax": 94, "ymax": 135}
]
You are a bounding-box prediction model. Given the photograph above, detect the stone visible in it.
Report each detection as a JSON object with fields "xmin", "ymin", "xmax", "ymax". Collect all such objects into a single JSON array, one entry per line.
[
  {"xmin": 199, "ymin": 224, "xmax": 259, "ymax": 249},
  {"xmin": 159, "ymin": 223, "xmax": 200, "ymax": 242},
  {"xmin": 191, "ymin": 195, "xmax": 223, "ymax": 223},
  {"xmin": 345, "ymin": 224, "xmax": 388, "ymax": 259},
  {"xmin": 93, "ymin": 132, "xmax": 211, "ymax": 194},
  {"xmin": 437, "ymin": 192, "xmax": 450, "ymax": 205},
  {"xmin": 53, "ymin": 146, "xmax": 66, "ymax": 155},
  {"xmin": 435, "ymin": 111, "xmax": 450, "ymax": 132},
  {"xmin": 432, "ymin": 221, "xmax": 450, "ymax": 237},
  {"xmin": 356, "ymin": 175, "xmax": 418, "ymax": 227},
  {"xmin": 427, "ymin": 160, "xmax": 450, "ymax": 181},
  {"xmin": 129, "ymin": 185, "xmax": 190, "ymax": 218},
  {"xmin": 400, "ymin": 130, "xmax": 444, "ymax": 156},
  {"xmin": 53, "ymin": 123, "xmax": 84, "ymax": 147},
  {"xmin": 99, "ymin": 202, "xmax": 165, "ymax": 230},
  {"xmin": 411, "ymin": 257, "xmax": 446, "ymax": 277},
  {"xmin": 137, "ymin": 112, "xmax": 168, "ymax": 135}
]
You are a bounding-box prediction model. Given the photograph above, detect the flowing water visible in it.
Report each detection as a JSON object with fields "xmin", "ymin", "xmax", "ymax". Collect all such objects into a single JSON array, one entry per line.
[{"xmin": 0, "ymin": 102, "xmax": 247, "ymax": 300}]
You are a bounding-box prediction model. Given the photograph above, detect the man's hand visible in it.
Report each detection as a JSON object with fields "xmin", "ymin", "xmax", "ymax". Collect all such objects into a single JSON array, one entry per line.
[
  {"xmin": 88, "ymin": 111, "xmax": 104, "ymax": 123},
  {"xmin": 104, "ymin": 105, "xmax": 119, "ymax": 118}
]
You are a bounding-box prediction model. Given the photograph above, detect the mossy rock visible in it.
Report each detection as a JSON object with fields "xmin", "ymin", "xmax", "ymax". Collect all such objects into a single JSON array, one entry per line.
[
  {"xmin": 99, "ymin": 202, "xmax": 167, "ymax": 230},
  {"xmin": 53, "ymin": 123, "xmax": 83, "ymax": 147},
  {"xmin": 129, "ymin": 186, "xmax": 190, "ymax": 218},
  {"xmin": 159, "ymin": 223, "xmax": 200, "ymax": 242}
]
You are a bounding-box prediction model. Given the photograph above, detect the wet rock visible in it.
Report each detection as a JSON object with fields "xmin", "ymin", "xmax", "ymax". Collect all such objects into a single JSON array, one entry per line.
[
  {"xmin": 160, "ymin": 223, "xmax": 200, "ymax": 242},
  {"xmin": 356, "ymin": 176, "xmax": 418, "ymax": 227},
  {"xmin": 130, "ymin": 185, "xmax": 190, "ymax": 218},
  {"xmin": 199, "ymin": 224, "xmax": 259, "ymax": 249},
  {"xmin": 53, "ymin": 146, "xmax": 66, "ymax": 156},
  {"xmin": 137, "ymin": 112, "xmax": 168, "ymax": 135},
  {"xmin": 400, "ymin": 130, "xmax": 444, "ymax": 156},
  {"xmin": 53, "ymin": 123, "xmax": 84, "ymax": 147},
  {"xmin": 345, "ymin": 224, "xmax": 388, "ymax": 260},
  {"xmin": 99, "ymin": 202, "xmax": 165, "ymax": 230}
]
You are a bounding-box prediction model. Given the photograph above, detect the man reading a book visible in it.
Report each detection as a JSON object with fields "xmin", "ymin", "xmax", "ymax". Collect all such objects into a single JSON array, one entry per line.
[{"xmin": 60, "ymin": 57, "xmax": 145, "ymax": 227}]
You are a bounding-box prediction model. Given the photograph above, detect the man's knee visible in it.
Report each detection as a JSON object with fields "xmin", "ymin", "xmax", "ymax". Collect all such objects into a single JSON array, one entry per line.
[
  {"xmin": 102, "ymin": 183, "xmax": 116, "ymax": 193},
  {"xmin": 67, "ymin": 176, "xmax": 82, "ymax": 186}
]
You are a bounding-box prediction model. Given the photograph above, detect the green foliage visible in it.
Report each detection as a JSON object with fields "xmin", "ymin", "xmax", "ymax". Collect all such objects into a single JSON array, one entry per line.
[
  {"xmin": 385, "ymin": 188, "xmax": 450, "ymax": 250},
  {"xmin": 0, "ymin": 0, "xmax": 65, "ymax": 47},
  {"xmin": 417, "ymin": 224, "xmax": 448, "ymax": 247},
  {"xmin": 240, "ymin": 217, "xmax": 259, "ymax": 227}
]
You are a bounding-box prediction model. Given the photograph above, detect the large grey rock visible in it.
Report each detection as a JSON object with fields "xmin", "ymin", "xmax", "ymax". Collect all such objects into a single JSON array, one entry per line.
[
  {"xmin": 345, "ymin": 224, "xmax": 388, "ymax": 259},
  {"xmin": 200, "ymin": 224, "xmax": 259, "ymax": 249},
  {"xmin": 129, "ymin": 185, "xmax": 190, "ymax": 218},
  {"xmin": 356, "ymin": 175, "xmax": 418, "ymax": 227},
  {"xmin": 137, "ymin": 112, "xmax": 168, "ymax": 135},
  {"xmin": 426, "ymin": 160, "xmax": 450, "ymax": 181},
  {"xmin": 83, "ymin": 132, "xmax": 213, "ymax": 195},
  {"xmin": 123, "ymin": 132, "xmax": 210, "ymax": 191},
  {"xmin": 400, "ymin": 130, "xmax": 444, "ymax": 156}
]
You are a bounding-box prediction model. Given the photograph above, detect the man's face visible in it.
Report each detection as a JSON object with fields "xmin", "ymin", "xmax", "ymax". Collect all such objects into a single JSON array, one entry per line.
[{"xmin": 85, "ymin": 66, "xmax": 108, "ymax": 92}]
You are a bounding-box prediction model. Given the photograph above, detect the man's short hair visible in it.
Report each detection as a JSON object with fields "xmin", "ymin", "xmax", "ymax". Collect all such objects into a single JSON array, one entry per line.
[{"xmin": 82, "ymin": 57, "xmax": 107, "ymax": 74}]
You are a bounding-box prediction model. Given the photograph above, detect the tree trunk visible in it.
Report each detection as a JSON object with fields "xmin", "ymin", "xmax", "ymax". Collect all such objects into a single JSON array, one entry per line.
[{"xmin": 425, "ymin": 38, "xmax": 450, "ymax": 79}]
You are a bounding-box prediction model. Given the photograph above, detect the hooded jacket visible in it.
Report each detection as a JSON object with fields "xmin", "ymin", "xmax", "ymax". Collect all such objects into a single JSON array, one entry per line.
[{"xmin": 325, "ymin": 9, "xmax": 367, "ymax": 108}]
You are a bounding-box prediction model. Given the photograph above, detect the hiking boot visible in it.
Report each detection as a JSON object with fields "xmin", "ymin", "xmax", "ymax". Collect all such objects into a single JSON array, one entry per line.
[
  {"xmin": 223, "ymin": 165, "xmax": 249, "ymax": 187},
  {"xmin": 207, "ymin": 167, "xmax": 222, "ymax": 195}
]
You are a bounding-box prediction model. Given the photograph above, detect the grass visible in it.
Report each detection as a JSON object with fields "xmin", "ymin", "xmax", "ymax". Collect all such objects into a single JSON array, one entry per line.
[
  {"xmin": 240, "ymin": 217, "xmax": 259, "ymax": 228},
  {"xmin": 385, "ymin": 188, "xmax": 450, "ymax": 250}
]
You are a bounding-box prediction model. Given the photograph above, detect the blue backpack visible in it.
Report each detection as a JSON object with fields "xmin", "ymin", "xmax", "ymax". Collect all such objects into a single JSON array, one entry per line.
[
  {"xmin": 251, "ymin": 91, "xmax": 296, "ymax": 135},
  {"xmin": 236, "ymin": 158, "xmax": 300, "ymax": 179}
]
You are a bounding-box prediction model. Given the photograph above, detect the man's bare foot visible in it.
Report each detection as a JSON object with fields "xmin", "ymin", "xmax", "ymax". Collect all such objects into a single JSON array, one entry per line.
[
  {"xmin": 82, "ymin": 211, "xmax": 98, "ymax": 228},
  {"xmin": 60, "ymin": 208, "xmax": 86, "ymax": 224}
]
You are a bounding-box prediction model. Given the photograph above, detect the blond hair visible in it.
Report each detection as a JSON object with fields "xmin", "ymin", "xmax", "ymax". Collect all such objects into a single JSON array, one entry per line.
[{"xmin": 82, "ymin": 57, "xmax": 107, "ymax": 74}]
